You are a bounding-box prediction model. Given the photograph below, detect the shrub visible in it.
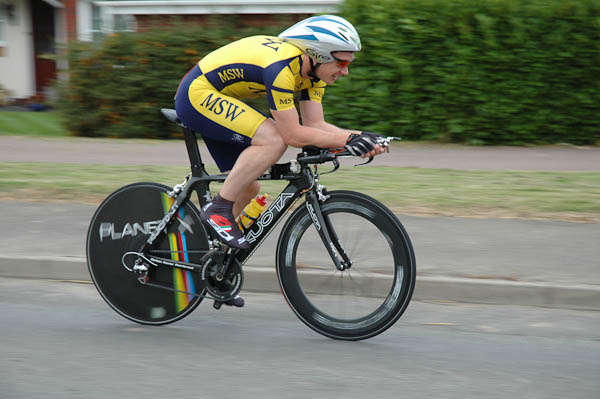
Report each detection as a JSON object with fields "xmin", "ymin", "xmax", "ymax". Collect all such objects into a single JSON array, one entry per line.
[
  {"xmin": 326, "ymin": 0, "xmax": 600, "ymax": 144},
  {"xmin": 58, "ymin": 16, "xmax": 290, "ymax": 139},
  {"xmin": 60, "ymin": 3, "xmax": 600, "ymax": 145}
]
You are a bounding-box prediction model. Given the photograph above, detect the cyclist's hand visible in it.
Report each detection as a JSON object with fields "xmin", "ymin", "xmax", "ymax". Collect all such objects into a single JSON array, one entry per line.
[{"xmin": 345, "ymin": 131, "xmax": 386, "ymax": 158}]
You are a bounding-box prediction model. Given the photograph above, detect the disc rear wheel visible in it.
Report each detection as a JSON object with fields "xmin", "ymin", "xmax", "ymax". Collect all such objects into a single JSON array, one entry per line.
[{"xmin": 87, "ymin": 182, "xmax": 208, "ymax": 325}]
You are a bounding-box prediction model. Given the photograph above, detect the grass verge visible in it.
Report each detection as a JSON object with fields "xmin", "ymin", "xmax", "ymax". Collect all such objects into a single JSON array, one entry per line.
[
  {"xmin": 0, "ymin": 111, "xmax": 69, "ymax": 137},
  {"xmin": 1, "ymin": 162, "xmax": 599, "ymax": 222}
]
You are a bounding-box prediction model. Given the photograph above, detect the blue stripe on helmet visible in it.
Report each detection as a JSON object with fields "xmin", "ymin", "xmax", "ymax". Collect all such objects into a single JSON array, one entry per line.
[
  {"xmin": 287, "ymin": 34, "xmax": 318, "ymax": 41},
  {"xmin": 306, "ymin": 25, "xmax": 348, "ymax": 43},
  {"xmin": 307, "ymin": 16, "xmax": 353, "ymax": 31}
]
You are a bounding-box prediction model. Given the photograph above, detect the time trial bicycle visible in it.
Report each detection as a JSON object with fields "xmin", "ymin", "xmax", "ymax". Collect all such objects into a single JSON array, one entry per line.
[{"xmin": 86, "ymin": 108, "xmax": 416, "ymax": 340}]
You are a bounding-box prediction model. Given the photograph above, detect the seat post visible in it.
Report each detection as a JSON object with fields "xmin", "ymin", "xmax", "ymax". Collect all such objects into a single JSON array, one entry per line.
[{"xmin": 182, "ymin": 127, "xmax": 208, "ymax": 177}]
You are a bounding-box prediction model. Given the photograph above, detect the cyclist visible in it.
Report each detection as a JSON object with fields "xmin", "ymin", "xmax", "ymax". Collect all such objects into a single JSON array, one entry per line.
[{"xmin": 175, "ymin": 15, "xmax": 386, "ymax": 251}]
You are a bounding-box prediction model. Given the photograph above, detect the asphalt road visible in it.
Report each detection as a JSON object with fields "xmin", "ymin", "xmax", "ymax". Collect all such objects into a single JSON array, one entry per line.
[{"xmin": 1, "ymin": 277, "xmax": 599, "ymax": 399}]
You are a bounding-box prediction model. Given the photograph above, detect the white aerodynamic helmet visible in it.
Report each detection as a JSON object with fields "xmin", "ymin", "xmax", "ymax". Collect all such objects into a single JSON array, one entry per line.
[{"xmin": 279, "ymin": 15, "xmax": 361, "ymax": 64}]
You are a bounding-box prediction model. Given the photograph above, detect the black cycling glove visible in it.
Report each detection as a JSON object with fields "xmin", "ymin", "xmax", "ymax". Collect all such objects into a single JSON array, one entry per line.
[{"xmin": 345, "ymin": 131, "xmax": 383, "ymax": 156}]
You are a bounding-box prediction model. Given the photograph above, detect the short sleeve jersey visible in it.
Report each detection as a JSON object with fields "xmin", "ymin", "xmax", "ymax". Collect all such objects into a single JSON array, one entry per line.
[{"xmin": 197, "ymin": 35, "xmax": 326, "ymax": 111}]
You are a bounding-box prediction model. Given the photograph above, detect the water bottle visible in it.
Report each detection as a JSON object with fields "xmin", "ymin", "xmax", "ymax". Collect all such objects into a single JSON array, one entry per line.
[{"xmin": 237, "ymin": 194, "xmax": 267, "ymax": 232}]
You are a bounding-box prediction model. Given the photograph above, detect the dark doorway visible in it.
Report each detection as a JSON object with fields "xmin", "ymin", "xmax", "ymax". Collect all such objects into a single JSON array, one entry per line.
[{"xmin": 31, "ymin": 0, "xmax": 56, "ymax": 96}]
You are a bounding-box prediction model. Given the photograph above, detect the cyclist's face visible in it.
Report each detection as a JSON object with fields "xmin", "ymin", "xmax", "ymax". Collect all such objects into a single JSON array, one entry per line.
[{"xmin": 317, "ymin": 52, "xmax": 354, "ymax": 85}]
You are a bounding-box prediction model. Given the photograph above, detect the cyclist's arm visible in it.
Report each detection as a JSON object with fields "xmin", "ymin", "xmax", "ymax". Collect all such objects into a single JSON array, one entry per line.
[
  {"xmin": 271, "ymin": 107, "xmax": 349, "ymax": 149},
  {"xmin": 266, "ymin": 64, "xmax": 354, "ymax": 148},
  {"xmin": 299, "ymin": 100, "xmax": 360, "ymax": 136},
  {"xmin": 298, "ymin": 100, "xmax": 386, "ymax": 158}
]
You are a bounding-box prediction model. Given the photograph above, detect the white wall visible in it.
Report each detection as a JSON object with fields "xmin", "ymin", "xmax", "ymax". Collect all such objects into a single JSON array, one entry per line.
[
  {"xmin": 0, "ymin": 0, "xmax": 35, "ymax": 99},
  {"xmin": 77, "ymin": 0, "xmax": 95, "ymax": 41}
]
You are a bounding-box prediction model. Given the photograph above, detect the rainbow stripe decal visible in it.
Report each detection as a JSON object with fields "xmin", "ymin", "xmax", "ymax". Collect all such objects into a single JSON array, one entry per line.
[{"xmin": 161, "ymin": 193, "xmax": 196, "ymax": 312}]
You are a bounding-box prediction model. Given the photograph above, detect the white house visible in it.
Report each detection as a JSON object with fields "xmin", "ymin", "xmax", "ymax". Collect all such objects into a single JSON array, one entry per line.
[{"xmin": 0, "ymin": 0, "xmax": 341, "ymax": 102}]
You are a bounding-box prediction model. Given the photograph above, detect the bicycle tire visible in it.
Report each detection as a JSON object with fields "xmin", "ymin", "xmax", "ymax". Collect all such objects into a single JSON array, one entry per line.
[
  {"xmin": 276, "ymin": 190, "xmax": 416, "ymax": 340},
  {"xmin": 87, "ymin": 182, "xmax": 208, "ymax": 325}
]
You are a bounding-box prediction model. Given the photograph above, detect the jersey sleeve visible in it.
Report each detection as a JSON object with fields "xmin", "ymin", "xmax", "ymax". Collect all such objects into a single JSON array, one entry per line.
[
  {"xmin": 264, "ymin": 59, "xmax": 298, "ymax": 111},
  {"xmin": 299, "ymin": 83, "xmax": 326, "ymax": 103}
]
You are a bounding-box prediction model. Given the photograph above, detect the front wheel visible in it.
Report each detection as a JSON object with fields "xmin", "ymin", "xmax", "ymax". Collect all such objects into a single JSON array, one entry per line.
[{"xmin": 276, "ymin": 190, "xmax": 416, "ymax": 340}]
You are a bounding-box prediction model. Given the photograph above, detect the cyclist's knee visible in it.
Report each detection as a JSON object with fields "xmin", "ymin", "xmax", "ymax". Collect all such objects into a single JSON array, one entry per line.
[{"xmin": 252, "ymin": 120, "xmax": 287, "ymax": 154}]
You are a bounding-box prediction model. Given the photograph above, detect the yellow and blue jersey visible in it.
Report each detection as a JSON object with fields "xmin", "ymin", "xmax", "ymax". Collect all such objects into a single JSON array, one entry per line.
[
  {"xmin": 175, "ymin": 35, "xmax": 326, "ymax": 172},
  {"xmin": 195, "ymin": 35, "xmax": 326, "ymax": 111}
]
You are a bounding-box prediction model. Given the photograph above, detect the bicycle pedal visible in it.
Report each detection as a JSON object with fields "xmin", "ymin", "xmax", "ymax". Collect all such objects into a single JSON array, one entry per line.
[
  {"xmin": 212, "ymin": 296, "xmax": 245, "ymax": 310},
  {"xmin": 225, "ymin": 296, "xmax": 245, "ymax": 308}
]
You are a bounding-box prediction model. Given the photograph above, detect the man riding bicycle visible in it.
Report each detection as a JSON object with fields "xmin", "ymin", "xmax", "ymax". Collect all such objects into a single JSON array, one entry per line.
[{"xmin": 174, "ymin": 15, "xmax": 386, "ymax": 251}]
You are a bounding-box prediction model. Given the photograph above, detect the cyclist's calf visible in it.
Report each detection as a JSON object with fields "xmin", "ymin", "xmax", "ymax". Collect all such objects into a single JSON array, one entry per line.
[{"xmin": 233, "ymin": 181, "xmax": 261, "ymax": 218}]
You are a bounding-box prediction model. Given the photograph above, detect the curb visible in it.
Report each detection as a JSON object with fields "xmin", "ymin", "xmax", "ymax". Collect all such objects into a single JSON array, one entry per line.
[{"xmin": 1, "ymin": 256, "xmax": 599, "ymax": 310}]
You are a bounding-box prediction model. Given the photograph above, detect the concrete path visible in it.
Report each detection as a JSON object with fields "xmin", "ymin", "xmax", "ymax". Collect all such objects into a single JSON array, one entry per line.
[{"xmin": 2, "ymin": 135, "xmax": 599, "ymax": 170}]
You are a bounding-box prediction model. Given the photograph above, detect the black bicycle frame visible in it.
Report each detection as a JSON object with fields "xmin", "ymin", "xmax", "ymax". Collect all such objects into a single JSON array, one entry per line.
[{"xmin": 138, "ymin": 125, "xmax": 350, "ymax": 271}]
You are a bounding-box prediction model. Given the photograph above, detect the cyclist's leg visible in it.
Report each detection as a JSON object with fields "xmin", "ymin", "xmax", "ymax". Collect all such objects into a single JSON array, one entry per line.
[
  {"xmin": 233, "ymin": 181, "xmax": 260, "ymax": 218},
  {"xmin": 175, "ymin": 73, "xmax": 286, "ymax": 248},
  {"xmin": 198, "ymin": 120, "xmax": 285, "ymax": 249},
  {"xmin": 198, "ymin": 138, "xmax": 261, "ymax": 217},
  {"xmin": 219, "ymin": 118, "xmax": 286, "ymax": 203},
  {"xmin": 175, "ymin": 71, "xmax": 285, "ymax": 204}
]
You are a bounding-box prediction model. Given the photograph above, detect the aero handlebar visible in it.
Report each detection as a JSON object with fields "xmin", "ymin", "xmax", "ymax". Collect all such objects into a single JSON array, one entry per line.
[{"xmin": 297, "ymin": 136, "xmax": 401, "ymax": 167}]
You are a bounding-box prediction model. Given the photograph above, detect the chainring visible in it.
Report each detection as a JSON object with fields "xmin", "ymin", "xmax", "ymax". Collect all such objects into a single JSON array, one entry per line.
[{"xmin": 200, "ymin": 257, "xmax": 244, "ymax": 301}]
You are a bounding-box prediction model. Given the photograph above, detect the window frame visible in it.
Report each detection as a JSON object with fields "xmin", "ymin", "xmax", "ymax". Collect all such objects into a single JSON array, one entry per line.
[{"xmin": 0, "ymin": 6, "xmax": 7, "ymax": 48}]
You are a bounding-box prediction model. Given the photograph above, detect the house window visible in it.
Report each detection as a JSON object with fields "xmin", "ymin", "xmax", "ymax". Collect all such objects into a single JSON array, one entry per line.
[
  {"xmin": 91, "ymin": 3, "xmax": 102, "ymax": 41},
  {"xmin": 90, "ymin": 4, "xmax": 136, "ymax": 40},
  {"xmin": 114, "ymin": 14, "xmax": 136, "ymax": 32}
]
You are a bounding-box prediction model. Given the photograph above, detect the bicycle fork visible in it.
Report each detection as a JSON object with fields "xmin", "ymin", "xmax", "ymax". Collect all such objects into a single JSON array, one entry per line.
[{"xmin": 305, "ymin": 189, "xmax": 353, "ymax": 271}]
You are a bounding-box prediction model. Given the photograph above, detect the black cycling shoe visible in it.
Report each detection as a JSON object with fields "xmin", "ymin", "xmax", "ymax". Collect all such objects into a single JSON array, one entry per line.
[
  {"xmin": 200, "ymin": 196, "xmax": 249, "ymax": 250},
  {"xmin": 213, "ymin": 295, "xmax": 244, "ymax": 310},
  {"xmin": 224, "ymin": 295, "xmax": 245, "ymax": 307}
]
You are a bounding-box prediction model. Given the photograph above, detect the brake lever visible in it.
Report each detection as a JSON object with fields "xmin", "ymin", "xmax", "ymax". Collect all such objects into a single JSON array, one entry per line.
[
  {"xmin": 353, "ymin": 136, "xmax": 400, "ymax": 166},
  {"xmin": 354, "ymin": 156, "xmax": 374, "ymax": 167},
  {"xmin": 320, "ymin": 158, "xmax": 340, "ymax": 174}
]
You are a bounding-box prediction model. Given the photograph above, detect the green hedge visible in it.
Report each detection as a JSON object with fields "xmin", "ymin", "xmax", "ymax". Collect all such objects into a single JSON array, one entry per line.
[
  {"xmin": 58, "ymin": 16, "xmax": 290, "ymax": 139},
  {"xmin": 60, "ymin": 2, "xmax": 600, "ymax": 144},
  {"xmin": 327, "ymin": 0, "xmax": 600, "ymax": 144}
]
